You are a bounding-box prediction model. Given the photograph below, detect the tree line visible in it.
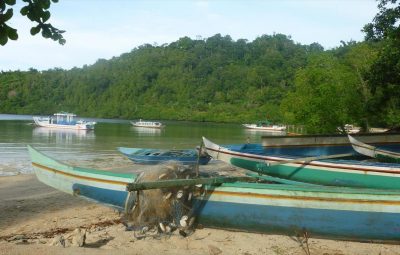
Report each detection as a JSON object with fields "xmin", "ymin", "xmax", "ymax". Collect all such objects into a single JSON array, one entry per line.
[{"xmin": 0, "ymin": 0, "xmax": 399, "ymax": 134}]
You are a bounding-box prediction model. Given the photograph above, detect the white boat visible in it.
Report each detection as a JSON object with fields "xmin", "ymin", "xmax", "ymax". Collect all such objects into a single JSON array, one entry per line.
[
  {"xmin": 131, "ymin": 119, "xmax": 164, "ymax": 129},
  {"xmin": 33, "ymin": 112, "xmax": 96, "ymax": 130},
  {"xmin": 242, "ymin": 120, "xmax": 286, "ymax": 132},
  {"xmin": 337, "ymin": 124, "xmax": 360, "ymax": 134},
  {"xmin": 348, "ymin": 134, "xmax": 400, "ymax": 163}
]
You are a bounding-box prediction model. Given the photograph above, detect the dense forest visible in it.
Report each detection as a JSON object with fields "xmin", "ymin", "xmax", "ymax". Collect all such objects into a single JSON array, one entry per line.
[{"xmin": 0, "ymin": 0, "xmax": 399, "ymax": 134}]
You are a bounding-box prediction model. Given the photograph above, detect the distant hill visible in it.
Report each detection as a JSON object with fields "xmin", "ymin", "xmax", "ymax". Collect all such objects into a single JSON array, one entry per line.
[{"xmin": 0, "ymin": 33, "xmax": 324, "ymax": 123}]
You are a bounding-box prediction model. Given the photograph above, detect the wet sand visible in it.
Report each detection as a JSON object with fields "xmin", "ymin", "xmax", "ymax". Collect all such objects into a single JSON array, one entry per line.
[{"xmin": 1, "ymin": 171, "xmax": 400, "ymax": 255}]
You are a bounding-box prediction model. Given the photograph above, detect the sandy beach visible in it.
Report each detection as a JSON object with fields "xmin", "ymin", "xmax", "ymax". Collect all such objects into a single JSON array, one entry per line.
[{"xmin": 1, "ymin": 167, "xmax": 400, "ymax": 255}]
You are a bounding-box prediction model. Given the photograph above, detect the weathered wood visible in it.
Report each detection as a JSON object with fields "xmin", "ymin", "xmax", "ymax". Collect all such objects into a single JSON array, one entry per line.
[{"xmin": 126, "ymin": 176, "xmax": 255, "ymax": 191}]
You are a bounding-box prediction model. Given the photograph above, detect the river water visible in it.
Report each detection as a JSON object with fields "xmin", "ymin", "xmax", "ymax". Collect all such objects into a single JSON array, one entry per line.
[{"xmin": 0, "ymin": 114, "xmax": 284, "ymax": 176}]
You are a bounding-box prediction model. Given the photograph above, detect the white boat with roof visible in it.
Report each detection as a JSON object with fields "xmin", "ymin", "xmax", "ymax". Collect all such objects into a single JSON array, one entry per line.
[
  {"xmin": 131, "ymin": 119, "xmax": 164, "ymax": 129},
  {"xmin": 33, "ymin": 112, "xmax": 96, "ymax": 130}
]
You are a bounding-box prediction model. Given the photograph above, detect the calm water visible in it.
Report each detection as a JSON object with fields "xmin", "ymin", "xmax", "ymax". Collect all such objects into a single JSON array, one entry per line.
[{"xmin": 0, "ymin": 114, "xmax": 284, "ymax": 176}]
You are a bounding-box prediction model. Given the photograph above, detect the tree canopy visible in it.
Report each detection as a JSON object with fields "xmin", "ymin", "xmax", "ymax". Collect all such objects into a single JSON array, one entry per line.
[{"xmin": 0, "ymin": 0, "xmax": 65, "ymax": 46}]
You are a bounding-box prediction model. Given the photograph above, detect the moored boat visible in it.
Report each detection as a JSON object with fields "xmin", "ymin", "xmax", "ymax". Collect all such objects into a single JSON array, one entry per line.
[
  {"xmin": 33, "ymin": 112, "xmax": 96, "ymax": 130},
  {"xmin": 260, "ymin": 132, "xmax": 400, "ymax": 157},
  {"xmin": 349, "ymin": 135, "xmax": 400, "ymax": 163},
  {"xmin": 202, "ymin": 137, "xmax": 400, "ymax": 190},
  {"xmin": 131, "ymin": 119, "xmax": 164, "ymax": 128},
  {"xmin": 243, "ymin": 120, "xmax": 286, "ymax": 132},
  {"xmin": 118, "ymin": 147, "xmax": 211, "ymax": 165},
  {"xmin": 27, "ymin": 145, "xmax": 400, "ymax": 242}
]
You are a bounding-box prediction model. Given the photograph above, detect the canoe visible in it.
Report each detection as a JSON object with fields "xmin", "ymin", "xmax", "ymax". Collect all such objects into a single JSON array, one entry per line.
[
  {"xmin": 118, "ymin": 147, "xmax": 211, "ymax": 165},
  {"xmin": 27, "ymin": 145, "xmax": 400, "ymax": 242},
  {"xmin": 260, "ymin": 133, "xmax": 400, "ymax": 157},
  {"xmin": 202, "ymin": 137, "xmax": 400, "ymax": 190},
  {"xmin": 349, "ymin": 135, "xmax": 400, "ymax": 163}
]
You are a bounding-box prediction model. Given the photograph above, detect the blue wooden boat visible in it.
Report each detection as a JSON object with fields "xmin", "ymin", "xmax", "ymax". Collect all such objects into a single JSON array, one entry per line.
[
  {"xmin": 118, "ymin": 147, "xmax": 211, "ymax": 165},
  {"xmin": 260, "ymin": 133, "xmax": 400, "ymax": 157},
  {"xmin": 203, "ymin": 137, "xmax": 400, "ymax": 190},
  {"xmin": 28, "ymin": 145, "xmax": 400, "ymax": 242}
]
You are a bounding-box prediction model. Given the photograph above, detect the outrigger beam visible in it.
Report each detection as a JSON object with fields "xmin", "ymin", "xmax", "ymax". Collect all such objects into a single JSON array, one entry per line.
[{"xmin": 126, "ymin": 176, "xmax": 255, "ymax": 191}]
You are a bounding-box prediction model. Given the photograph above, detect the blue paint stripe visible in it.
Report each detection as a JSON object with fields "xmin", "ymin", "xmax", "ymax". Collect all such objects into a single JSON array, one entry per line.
[
  {"xmin": 196, "ymin": 200, "xmax": 400, "ymax": 241},
  {"xmin": 72, "ymin": 184, "xmax": 128, "ymax": 209}
]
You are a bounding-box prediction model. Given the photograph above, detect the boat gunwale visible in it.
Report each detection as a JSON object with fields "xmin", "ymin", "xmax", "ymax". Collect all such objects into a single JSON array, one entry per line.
[{"xmin": 204, "ymin": 143, "xmax": 400, "ymax": 174}]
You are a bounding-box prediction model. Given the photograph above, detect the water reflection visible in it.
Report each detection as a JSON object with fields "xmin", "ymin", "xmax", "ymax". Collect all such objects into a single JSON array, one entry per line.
[
  {"xmin": 33, "ymin": 127, "xmax": 95, "ymax": 144},
  {"xmin": 130, "ymin": 126, "xmax": 163, "ymax": 136}
]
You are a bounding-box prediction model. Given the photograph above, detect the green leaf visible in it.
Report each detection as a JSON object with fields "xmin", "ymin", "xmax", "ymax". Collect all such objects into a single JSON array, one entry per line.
[
  {"xmin": 4, "ymin": 0, "xmax": 16, "ymax": 5},
  {"xmin": 41, "ymin": 27, "xmax": 51, "ymax": 38},
  {"xmin": 2, "ymin": 9, "xmax": 14, "ymax": 22},
  {"xmin": 42, "ymin": 11, "xmax": 50, "ymax": 22},
  {"xmin": 7, "ymin": 27, "xmax": 18, "ymax": 40},
  {"xmin": 40, "ymin": 0, "xmax": 51, "ymax": 9},
  {"xmin": 0, "ymin": 31, "xmax": 8, "ymax": 46},
  {"xmin": 20, "ymin": 6, "xmax": 29, "ymax": 16},
  {"xmin": 30, "ymin": 26, "xmax": 41, "ymax": 35},
  {"xmin": 51, "ymin": 0, "xmax": 59, "ymax": 3}
]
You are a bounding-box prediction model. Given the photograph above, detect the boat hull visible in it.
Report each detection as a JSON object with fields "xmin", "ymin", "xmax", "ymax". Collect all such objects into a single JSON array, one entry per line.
[
  {"xmin": 203, "ymin": 137, "xmax": 400, "ymax": 190},
  {"xmin": 118, "ymin": 147, "xmax": 211, "ymax": 165},
  {"xmin": 28, "ymin": 145, "xmax": 400, "ymax": 242},
  {"xmin": 243, "ymin": 124, "xmax": 286, "ymax": 132},
  {"xmin": 33, "ymin": 117, "xmax": 95, "ymax": 130}
]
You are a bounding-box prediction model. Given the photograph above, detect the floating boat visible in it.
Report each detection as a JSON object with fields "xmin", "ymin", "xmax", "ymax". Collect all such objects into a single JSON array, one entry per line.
[
  {"xmin": 260, "ymin": 133, "xmax": 400, "ymax": 156},
  {"xmin": 349, "ymin": 135, "xmax": 400, "ymax": 163},
  {"xmin": 131, "ymin": 119, "xmax": 164, "ymax": 129},
  {"xmin": 118, "ymin": 147, "xmax": 211, "ymax": 165},
  {"xmin": 202, "ymin": 137, "xmax": 400, "ymax": 190},
  {"xmin": 337, "ymin": 124, "xmax": 361, "ymax": 134},
  {"xmin": 242, "ymin": 120, "xmax": 286, "ymax": 132},
  {"xmin": 27, "ymin": 145, "xmax": 400, "ymax": 242},
  {"xmin": 33, "ymin": 112, "xmax": 96, "ymax": 130}
]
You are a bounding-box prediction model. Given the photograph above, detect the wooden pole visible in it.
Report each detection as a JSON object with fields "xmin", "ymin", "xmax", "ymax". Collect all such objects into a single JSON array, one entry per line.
[{"xmin": 126, "ymin": 176, "xmax": 254, "ymax": 191}]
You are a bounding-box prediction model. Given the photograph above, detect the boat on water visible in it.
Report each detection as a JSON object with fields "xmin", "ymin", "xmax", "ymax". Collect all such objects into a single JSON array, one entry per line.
[
  {"xmin": 260, "ymin": 132, "xmax": 400, "ymax": 157},
  {"xmin": 27, "ymin": 145, "xmax": 400, "ymax": 242},
  {"xmin": 118, "ymin": 147, "xmax": 211, "ymax": 165},
  {"xmin": 131, "ymin": 119, "xmax": 164, "ymax": 129},
  {"xmin": 349, "ymin": 135, "xmax": 400, "ymax": 163},
  {"xmin": 33, "ymin": 112, "xmax": 96, "ymax": 130},
  {"xmin": 202, "ymin": 137, "xmax": 400, "ymax": 190},
  {"xmin": 242, "ymin": 120, "xmax": 286, "ymax": 132}
]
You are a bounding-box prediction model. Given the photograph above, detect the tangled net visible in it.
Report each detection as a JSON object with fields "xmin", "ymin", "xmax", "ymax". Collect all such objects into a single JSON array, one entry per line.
[{"xmin": 124, "ymin": 161, "xmax": 201, "ymax": 238}]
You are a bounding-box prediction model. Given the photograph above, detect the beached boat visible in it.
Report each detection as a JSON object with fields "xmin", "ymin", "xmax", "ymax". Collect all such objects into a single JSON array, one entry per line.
[
  {"xmin": 27, "ymin": 145, "xmax": 400, "ymax": 242},
  {"xmin": 118, "ymin": 147, "xmax": 211, "ymax": 165},
  {"xmin": 349, "ymin": 135, "xmax": 400, "ymax": 163},
  {"xmin": 33, "ymin": 112, "xmax": 96, "ymax": 130},
  {"xmin": 242, "ymin": 120, "xmax": 286, "ymax": 132},
  {"xmin": 131, "ymin": 119, "xmax": 164, "ymax": 129},
  {"xmin": 202, "ymin": 137, "xmax": 400, "ymax": 190}
]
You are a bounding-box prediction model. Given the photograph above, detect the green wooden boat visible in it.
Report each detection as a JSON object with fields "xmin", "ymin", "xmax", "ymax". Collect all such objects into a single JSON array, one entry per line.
[{"xmin": 203, "ymin": 137, "xmax": 400, "ymax": 189}]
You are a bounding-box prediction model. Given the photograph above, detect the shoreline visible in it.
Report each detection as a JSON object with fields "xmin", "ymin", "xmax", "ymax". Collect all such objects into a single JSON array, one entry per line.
[{"xmin": 1, "ymin": 173, "xmax": 399, "ymax": 254}]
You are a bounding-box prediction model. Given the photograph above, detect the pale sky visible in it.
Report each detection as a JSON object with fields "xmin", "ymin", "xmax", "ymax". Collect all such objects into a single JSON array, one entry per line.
[{"xmin": 0, "ymin": 0, "xmax": 378, "ymax": 71}]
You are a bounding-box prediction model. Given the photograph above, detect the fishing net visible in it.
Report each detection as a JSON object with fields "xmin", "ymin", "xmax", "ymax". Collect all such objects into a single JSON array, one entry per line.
[{"xmin": 124, "ymin": 161, "xmax": 201, "ymax": 238}]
